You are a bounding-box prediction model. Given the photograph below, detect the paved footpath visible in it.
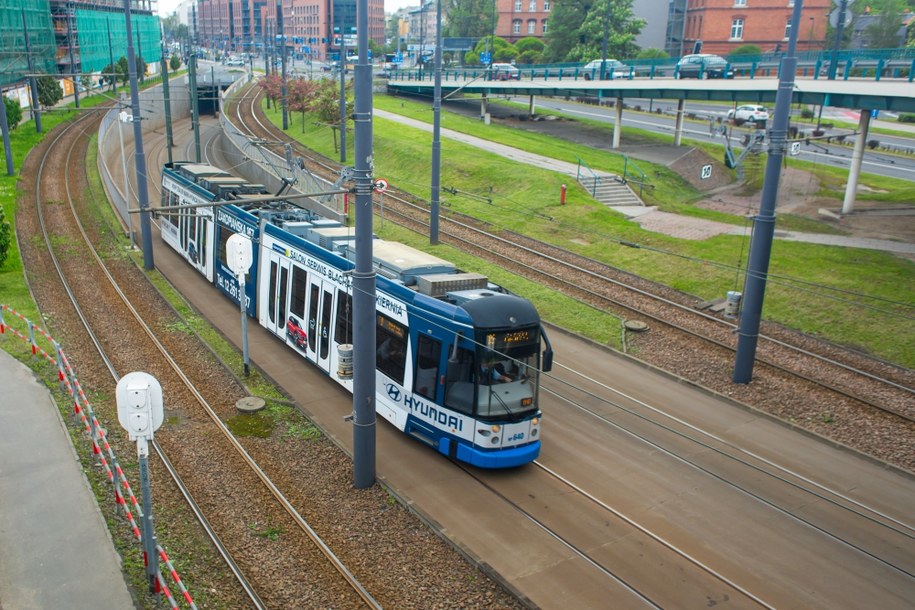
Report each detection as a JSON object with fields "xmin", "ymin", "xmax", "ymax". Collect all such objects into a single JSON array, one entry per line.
[
  {"xmin": 375, "ymin": 108, "xmax": 914, "ymax": 255},
  {"xmin": 0, "ymin": 349, "xmax": 136, "ymax": 609}
]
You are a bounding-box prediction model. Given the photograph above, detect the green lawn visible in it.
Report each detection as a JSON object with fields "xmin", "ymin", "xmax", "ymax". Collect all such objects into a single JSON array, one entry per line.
[{"xmin": 263, "ymin": 90, "xmax": 915, "ymax": 368}]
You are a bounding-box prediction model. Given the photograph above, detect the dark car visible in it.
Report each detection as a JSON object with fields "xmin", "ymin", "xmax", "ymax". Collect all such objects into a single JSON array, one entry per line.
[
  {"xmin": 675, "ymin": 54, "xmax": 735, "ymax": 79},
  {"xmin": 582, "ymin": 59, "xmax": 628, "ymax": 80}
]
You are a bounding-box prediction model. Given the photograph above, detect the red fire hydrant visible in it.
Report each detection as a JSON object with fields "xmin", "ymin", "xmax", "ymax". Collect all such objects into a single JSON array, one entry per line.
[{"xmin": 560, "ymin": 184, "xmax": 567, "ymax": 205}]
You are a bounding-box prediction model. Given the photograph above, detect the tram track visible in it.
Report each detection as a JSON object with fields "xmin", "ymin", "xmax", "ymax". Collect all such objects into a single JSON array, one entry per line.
[
  {"xmin": 23, "ymin": 102, "xmax": 380, "ymax": 608},
  {"xmin": 83, "ymin": 74, "xmax": 915, "ymax": 609},
  {"xmin": 228, "ymin": 81, "xmax": 915, "ymax": 470}
]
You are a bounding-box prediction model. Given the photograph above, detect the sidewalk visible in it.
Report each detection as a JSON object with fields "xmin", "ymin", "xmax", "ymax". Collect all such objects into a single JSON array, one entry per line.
[
  {"xmin": 375, "ymin": 108, "xmax": 914, "ymax": 255},
  {"xmin": 0, "ymin": 350, "xmax": 136, "ymax": 609}
]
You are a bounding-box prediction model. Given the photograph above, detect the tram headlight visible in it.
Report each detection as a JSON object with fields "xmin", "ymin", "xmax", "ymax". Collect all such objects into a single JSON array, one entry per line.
[
  {"xmin": 531, "ymin": 429, "xmax": 538, "ymax": 437},
  {"xmin": 491, "ymin": 436, "xmax": 500, "ymax": 444},
  {"xmin": 491, "ymin": 425, "xmax": 501, "ymax": 433},
  {"xmin": 532, "ymin": 417, "xmax": 540, "ymax": 426}
]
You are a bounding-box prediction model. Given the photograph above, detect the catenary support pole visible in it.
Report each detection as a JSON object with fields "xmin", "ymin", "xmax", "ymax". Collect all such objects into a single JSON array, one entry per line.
[
  {"xmin": 160, "ymin": 28, "xmax": 174, "ymax": 164},
  {"xmin": 733, "ymin": 0, "xmax": 805, "ymax": 383},
  {"xmin": 352, "ymin": 0, "xmax": 376, "ymax": 489},
  {"xmin": 429, "ymin": 0, "xmax": 442, "ymax": 245},
  {"xmin": 339, "ymin": 15, "xmax": 347, "ymax": 163},
  {"xmin": 22, "ymin": 9, "xmax": 41, "ymax": 134},
  {"xmin": 189, "ymin": 52, "xmax": 201, "ymax": 163},
  {"xmin": 278, "ymin": 0, "xmax": 288, "ymax": 130},
  {"xmin": 67, "ymin": 6, "xmax": 79, "ymax": 109},
  {"xmin": 0, "ymin": 96, "xmax": 13, "ymax": 175},
  {"xmin": 124, "ymin": 0, "xmax": 154, "ymax": 270}
]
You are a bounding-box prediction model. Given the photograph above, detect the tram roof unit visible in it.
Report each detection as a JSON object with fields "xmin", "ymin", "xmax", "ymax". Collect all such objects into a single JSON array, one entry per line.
[{"xmin": 352, "ymin": 240, "xmax": 455, "ymax": 286}]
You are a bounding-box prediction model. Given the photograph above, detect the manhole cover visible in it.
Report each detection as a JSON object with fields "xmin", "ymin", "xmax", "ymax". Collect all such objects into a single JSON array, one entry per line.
[
  {"xmin": 624, "ymin": 320, "xmax": 649, "ymax": 332},
  {"xmin": 235, "ymin": 396, "xmax": 266, "ymax": 413}
]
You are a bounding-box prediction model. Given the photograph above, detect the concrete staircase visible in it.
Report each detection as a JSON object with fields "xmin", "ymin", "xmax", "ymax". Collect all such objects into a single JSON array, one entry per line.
[{"xmin": 578, "ymin": 171, "xmax": 645, "ymax": 208}]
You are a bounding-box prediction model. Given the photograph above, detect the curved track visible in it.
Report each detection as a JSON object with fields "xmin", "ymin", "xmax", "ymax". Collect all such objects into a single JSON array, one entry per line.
[{"xmin": 23, "ymin": 103, "xmax": 378, "ymax": 608}]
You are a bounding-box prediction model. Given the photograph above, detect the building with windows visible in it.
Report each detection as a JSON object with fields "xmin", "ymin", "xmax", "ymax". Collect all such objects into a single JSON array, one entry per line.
[
  {"xmin": 494, "ymin": 0, "xmax": 551, "ymax": 42},
  {"xmin": 1, "ymin": 0, "xmax": 159, "ymax": 91},
  {"xmin": 667, "ymin": 0, "xmax": 830, "ymax": 57},
  {"xmin": 196, "ymin": 0, "xmax": 384, "ymax": 62}
]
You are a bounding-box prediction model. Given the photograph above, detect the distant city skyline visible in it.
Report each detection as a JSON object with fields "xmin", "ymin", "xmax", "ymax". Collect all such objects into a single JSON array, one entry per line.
[{"xmin": 157, "ymin": 0, "xmax": 418, "ymax": 18}]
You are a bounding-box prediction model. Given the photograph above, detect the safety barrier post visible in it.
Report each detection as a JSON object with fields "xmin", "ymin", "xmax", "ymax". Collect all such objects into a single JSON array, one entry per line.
[
  {"xmin": 28, "ymin": 321, "xmax": 37, "ymax": 356},
  {"xmin": 54, "ymin": 341, "xmax": 66, "ymax": 390}
]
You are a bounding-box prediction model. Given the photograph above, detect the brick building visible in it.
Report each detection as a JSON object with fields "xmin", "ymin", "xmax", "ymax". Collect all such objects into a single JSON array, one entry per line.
[
  {"xmin": 196, "ymin": 0, "xmax": 384, "ymax": 62},
  {"xmin": 669, "ymin": 0, "xmax": 831, "ymax": 57},
  {"xmin": 494, "ymin": 0, "xmax": 552, "ymax": 43}
]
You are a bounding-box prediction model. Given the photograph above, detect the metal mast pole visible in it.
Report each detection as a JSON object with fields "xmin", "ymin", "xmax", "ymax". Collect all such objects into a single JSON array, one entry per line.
[
  {"xmin": 67, "ymin": 3, "xmax": 80, "ymax": 109},
  {"xmin": 339, "ymin": 13, "xmax": 346, "ymax": 163},
  {"xmin": 733, "ymin": 0, "xmax": 804, "ymax": 383},
  {"xmin": 352, "ymin": 0, "xmax": 376, "ymax": 489},
  {"xmin": 22, "ymin": 9, "xmax": 41, "ymax": 133},
  {"xmin": 189, "ymin": 51, "xmax": 201, "ymax": 162},
  {"xmin": 278, "ymin": 0, "xmax": 288, "ymax": 130},
  {"xmin": 160, "ymin": 25, "xmax": 174, "ymax": 164},
  {"xmin": 0, "ymin": 95, "xmax": 14, "ymax": 175},
  {"xmin": 827, "ymin": 0, "xmax": 849, "ymax": 80},
  {"xmin": 429, "ymin": 0, "xmax": 442, "ymax": 244},
  {"xmin": 107, "ymin": 18, "xmax": 116, "ymax": 93}
]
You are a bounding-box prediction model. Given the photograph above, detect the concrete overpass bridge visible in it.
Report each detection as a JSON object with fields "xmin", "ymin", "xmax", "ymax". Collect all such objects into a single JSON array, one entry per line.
[{"xmin": 385, "ymin": 75, "xmax": 915, "ymax": 213}]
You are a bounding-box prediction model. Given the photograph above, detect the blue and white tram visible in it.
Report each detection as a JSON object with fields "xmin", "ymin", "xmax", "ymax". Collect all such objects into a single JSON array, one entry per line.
[{"xmin": 160, "ymin": 162, "xmax": 553, "ymax": 468}]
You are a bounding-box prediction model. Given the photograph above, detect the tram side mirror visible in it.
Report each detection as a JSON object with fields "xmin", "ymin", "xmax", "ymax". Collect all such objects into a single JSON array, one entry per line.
[{"xmin": 542, "ymin": 349, "xmax": 553, "ymax": 372}]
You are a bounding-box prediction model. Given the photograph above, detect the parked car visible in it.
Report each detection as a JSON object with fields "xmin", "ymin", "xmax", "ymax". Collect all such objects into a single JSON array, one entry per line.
[
  {"xmin": 675, "ymin": 54, "xmax": 734, "ymax": 79},
  {"xmin": 488, "ymin": 63, "xmax": 521, "ymax": 81},
  {"xmin": 226, "ymin": 57, "xmax": 246, "ymax": 67},
  {"xmin": 582, "ymin": 59, "xmax": 628, "ymax": 80},
  {"xmin": 727, "ymin": 104, "xmax": 769, "ymax": 126}
]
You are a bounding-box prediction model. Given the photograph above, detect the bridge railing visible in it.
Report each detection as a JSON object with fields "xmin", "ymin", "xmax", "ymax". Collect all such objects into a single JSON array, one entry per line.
[{"xmin": 386, "ymin": 47, "xmax": 915, "ymax": 83}]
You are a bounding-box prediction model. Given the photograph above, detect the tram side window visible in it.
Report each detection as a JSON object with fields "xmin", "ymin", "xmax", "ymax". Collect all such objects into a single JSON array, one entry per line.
[
  {"xmin": 414, "ymin": 335, "xmax": 441, "ymax": 401},
  {"xmin": 376, "ymin": 314, "xmax": 407, "ymax": 385},
  {"xmin": 334, "ymin": 289, "xmax": 352, "ymax": 345},
  {"xmin": 290, "ymin": 267, "xmax": 307, "ymax": 319},
  {"xmin": 217, "ymin": 226, "xmax": 230, "ymax": 269}
]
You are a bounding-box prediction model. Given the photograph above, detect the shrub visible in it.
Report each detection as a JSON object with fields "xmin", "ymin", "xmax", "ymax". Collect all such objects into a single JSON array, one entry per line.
[
  {"xmin": 3, "ymin": 96, "xmax": 22, "ymax": 129},
  {"xmin": 898, "ymin": 113, "xmax": 915, "ymax": 124},
  {"xmin": 801, "ymin": 108, "xmax": 815, "ymax": 119},
  {"xmin": 0, "ymin": 205, "xmax": 10, "ymax": 269}
]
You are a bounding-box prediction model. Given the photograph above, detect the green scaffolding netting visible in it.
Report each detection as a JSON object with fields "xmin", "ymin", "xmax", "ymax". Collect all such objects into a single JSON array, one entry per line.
[
  {"xmin": 76, "ymin": 8, "xmax": 161, "ymax": 74},
  {"xmin": 0, "ymin": 0, "xmax": 57, "ymax": 88}
]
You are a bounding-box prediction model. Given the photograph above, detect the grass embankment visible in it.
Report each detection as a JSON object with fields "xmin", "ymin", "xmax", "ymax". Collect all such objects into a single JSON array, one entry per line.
[{"xmin": 264, "ymin": 91, "xmax": 914, "ymax": 368}]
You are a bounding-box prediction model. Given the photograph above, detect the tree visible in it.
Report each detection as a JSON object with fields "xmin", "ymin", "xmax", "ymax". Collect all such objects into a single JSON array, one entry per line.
[
  {"xmin": 543, "ymin": 0, "xmax": 592, "ymax": 62},
  {"xmin": 729, "ymin": 44, "xmax": 763, "ymax": 57},
  {"xmin": 309, "ymin": 77, "xmax": 352, "ymax": 126},
  {"xmin": 170, "ymin": 54, "xmax": 182, "ymax": 72},
  {"xmin": 36, "ymin": 74, "xmax": 62, "ymax": 109},
  {"xmin": 444, "ymin": 0, "xmax": 494, "ymax": 39},
  {"xmin": 4, "ymin": 96, "xmax": 22, "ymax": 129},
  {"xmin": 543, "ymin": 0, "xmax": 643, "ymax": 62},
  {"xmin": 636, "ymin": 48, "xmax": 669, "ymax": 59},
  {"xmin": 864, "ymin": 2, "xmax": 907, "ymax": 48}
]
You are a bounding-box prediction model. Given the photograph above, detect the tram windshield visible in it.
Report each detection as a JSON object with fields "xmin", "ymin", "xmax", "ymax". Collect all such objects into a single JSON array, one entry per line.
[
  {"xmin": 483, "ymin": 327, "xmax": 541, "ymax": 410},
  {"xmin": 443, "ymin": 326, "xmax": 541, "ymax": 421}
]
